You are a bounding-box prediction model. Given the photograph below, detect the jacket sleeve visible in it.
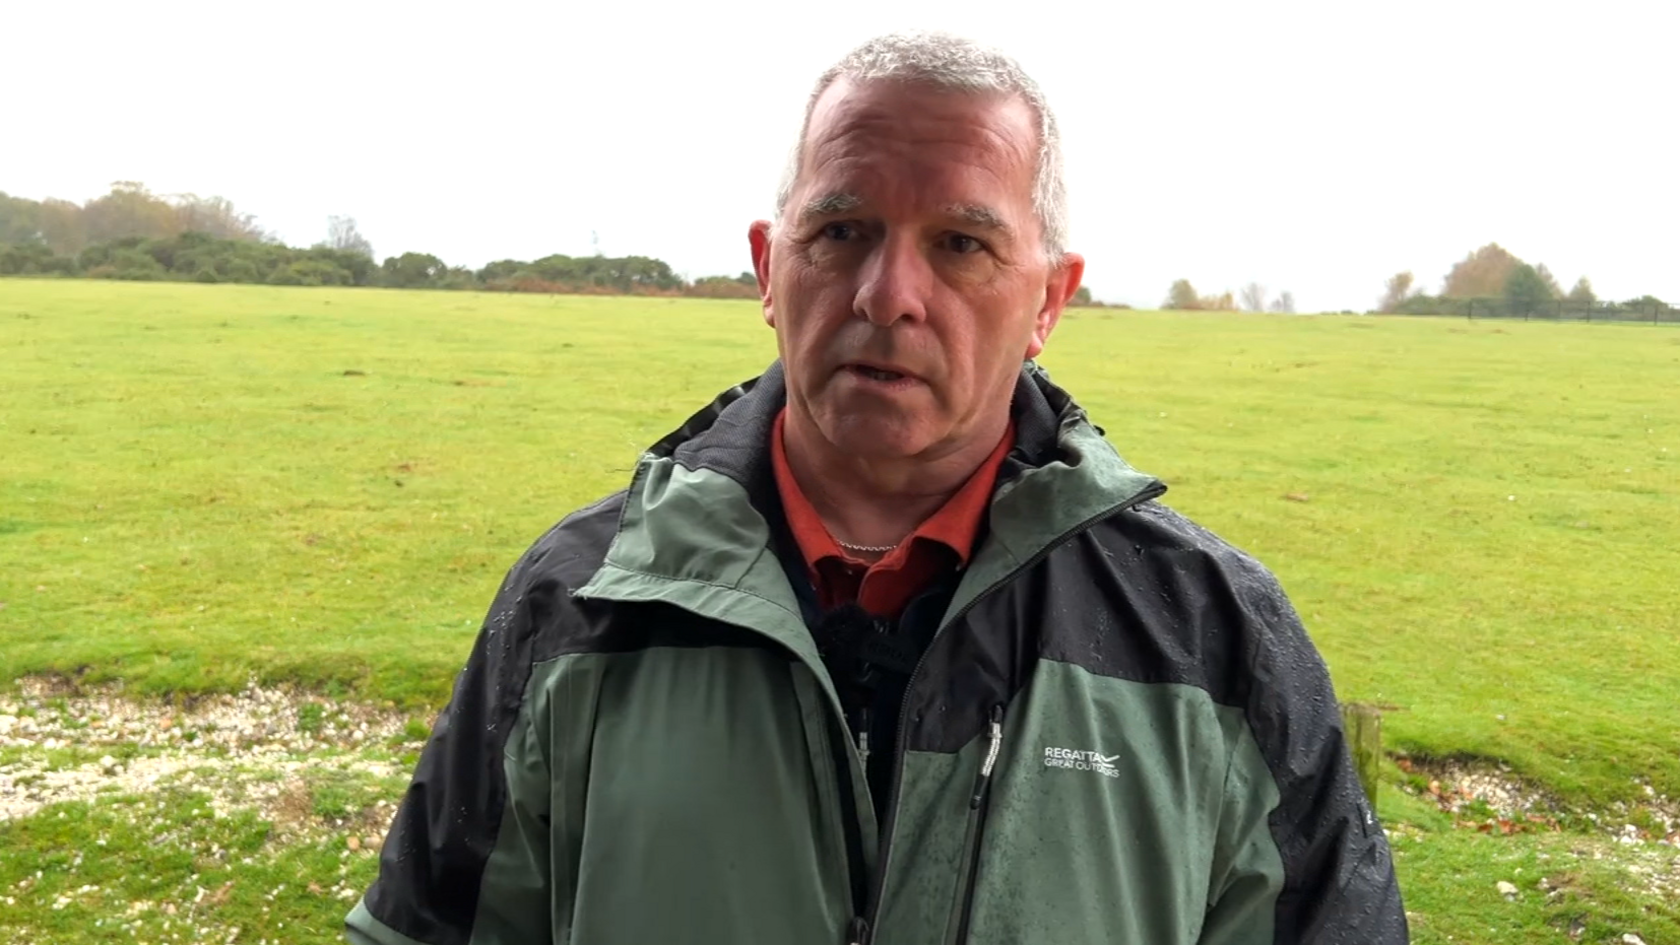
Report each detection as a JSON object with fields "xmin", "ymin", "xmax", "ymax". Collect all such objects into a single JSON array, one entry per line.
[
  {"xmin": 344, "ymin": 558, "xmax": 555, "ymax": 945},
  {"xmin": 1198, "ymin": 559, "xmax": 1409, "ymax": 945}
]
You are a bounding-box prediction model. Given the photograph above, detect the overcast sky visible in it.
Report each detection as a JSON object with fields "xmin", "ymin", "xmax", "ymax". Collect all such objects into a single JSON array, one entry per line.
[{"xmin": 9, "ymin": 0, "xmax": 1675, "ymax": 311}]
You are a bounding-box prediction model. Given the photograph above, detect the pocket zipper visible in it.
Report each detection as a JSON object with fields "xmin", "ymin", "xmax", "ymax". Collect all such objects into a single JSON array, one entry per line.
[{"xmin": 952, "ymin": 703, "xmax": 1006, "ymax": 944}]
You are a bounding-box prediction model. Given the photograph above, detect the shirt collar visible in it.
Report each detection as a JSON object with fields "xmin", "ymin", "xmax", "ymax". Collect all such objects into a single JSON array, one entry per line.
[{"xmin": 770, "ymin": 408, "xmax": 1015, "ymax": 573}]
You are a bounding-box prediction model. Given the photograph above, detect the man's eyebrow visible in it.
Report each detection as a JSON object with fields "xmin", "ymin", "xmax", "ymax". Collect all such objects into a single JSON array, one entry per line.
[
  {"xmin": 945, "ymin": 203, "xmax": 1011, "ymax": 234},
  {"xmin": 798, "ymin": 192, "xmax": 862, "ymax": 223}
]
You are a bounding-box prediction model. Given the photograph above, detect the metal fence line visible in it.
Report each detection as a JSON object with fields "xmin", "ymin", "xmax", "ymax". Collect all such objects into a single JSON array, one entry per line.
[{"xmin": 1447, "ymin": 297, "xmax": 1679, "ymax": 323}]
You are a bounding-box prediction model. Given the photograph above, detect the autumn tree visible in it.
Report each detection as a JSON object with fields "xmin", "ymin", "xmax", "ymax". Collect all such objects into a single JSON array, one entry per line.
[
  {"xmin": 1269, "ymin": 291, "xmax": 1297, "ymax": 314},
  {"xmin": 1535, "ymin": 263, "xmax": 1562, "ymax": 299},
  {"xmin": 1164, "ymin": 279, "xmax": 1199, "ymax": 310},
  {"xmin": 1379, "ymin": 271, "xmax": 1418, "ymax": 312},
  {"xmin": 1240, "ymin": 282, "xmax": 1268, "ymax": 312},
  {"xmin": 1442, "ymin": 243, "xmax": 1522, "ymax": 298},
  {"xmin": 80, "ymin": 182, "xmax": 179, "ymax": 247},
  {"xmin": 1200, "ymin": 290, "xmax": 1236, "ymax": 311},
  {"xmin": 173, "ymin": 195, "xmax": 268, "ymax": 242},
  {"xmin": 2, "ymin": 183, "xmax": 265, "ymax": 255},
  {"xmin": 36, "ymin": 199, "xmax": 87, "ymax": 255},
  {"xmin": 1567, "ymin": 277, "xmax": 1596, "ymax": 303}
]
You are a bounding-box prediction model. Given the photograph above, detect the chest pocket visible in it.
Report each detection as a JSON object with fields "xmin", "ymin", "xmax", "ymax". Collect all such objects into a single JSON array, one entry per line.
[{"xmin": 902, "ymin": 662, "xmax": 1235, "ymax": 945}]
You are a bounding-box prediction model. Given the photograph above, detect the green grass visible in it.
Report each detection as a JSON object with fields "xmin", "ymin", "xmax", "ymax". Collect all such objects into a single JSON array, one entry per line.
[
  {"xmin": 1, "ymin": 280, "xmax": 772, "ymax": 707},
  {"xmin": 1, "ymin": 789, "xmax": 385, "ymax": 944},
  {"xmin": 1047, "ymin": 309, "xmax": 1680, "ymax": 807},
  {"xmin": 1381, "ymin": 787, "xmax": 1680, "ymax": 944},
  {"xmin": 3, "ymin": 279, "xmax": 1679, "ymax": 942}
]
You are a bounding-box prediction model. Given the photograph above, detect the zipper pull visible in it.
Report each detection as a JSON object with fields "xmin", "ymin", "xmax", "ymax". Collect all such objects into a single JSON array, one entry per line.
[
  {"xmin": 855, "ymin": 706, "xmax": 872, "ymax": 765},
  {"xmin": 848, "ymin": 915, "xmax": 871, "ymax": 945},
  {"xmin": 971, "ymin": 704, "xmax": 1006, "ymax": 809}
]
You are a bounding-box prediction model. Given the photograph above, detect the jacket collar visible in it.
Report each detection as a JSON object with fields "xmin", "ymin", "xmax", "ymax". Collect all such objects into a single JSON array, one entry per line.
[
  {"xmin": 642, "ymin": 357, "xmax": 1131, "ymax": 492},
  {"xmin": 577, "ymin": 360, "xmax": 1164, "ymax": 615}
]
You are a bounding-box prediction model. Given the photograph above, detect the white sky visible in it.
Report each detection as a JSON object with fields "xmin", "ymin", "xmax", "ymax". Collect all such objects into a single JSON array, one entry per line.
[{"xmin": 8, "ymin": 0, "xmax": 1676, "ymax": 311}]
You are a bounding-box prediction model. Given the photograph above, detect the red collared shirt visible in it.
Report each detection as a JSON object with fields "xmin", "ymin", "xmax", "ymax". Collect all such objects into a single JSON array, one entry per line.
[{"xmin": 771, "ymin": 409, "xmax": 1014, "ymax": 618}]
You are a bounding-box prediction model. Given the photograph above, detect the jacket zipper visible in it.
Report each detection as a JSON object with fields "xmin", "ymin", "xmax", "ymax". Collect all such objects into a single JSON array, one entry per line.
[
  {"xmin": 950, "ymin": 704, "xmax": 1005, "ymax": 945},
  {"xmin": 848, "ymin": 482, "xmax": 1167, "ymax": 945},
  {"xmin": 973, "ymin": 705, "xmax": 1005, "ymax": 807}
]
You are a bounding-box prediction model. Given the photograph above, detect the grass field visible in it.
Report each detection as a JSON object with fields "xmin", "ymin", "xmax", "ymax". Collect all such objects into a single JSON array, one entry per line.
[{"xmin": 3, "ymin": 279, "xmax": 1678, "ymax": 944}]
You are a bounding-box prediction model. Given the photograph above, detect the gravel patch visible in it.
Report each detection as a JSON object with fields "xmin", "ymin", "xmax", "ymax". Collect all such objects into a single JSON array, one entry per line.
[
  {"xmin": 1400, "ymin": 755, "xmax": 1680, "ymax": 848},
  {"xmin": 0, "ymin": 675, "xmax": 426, "ymax": 830}
]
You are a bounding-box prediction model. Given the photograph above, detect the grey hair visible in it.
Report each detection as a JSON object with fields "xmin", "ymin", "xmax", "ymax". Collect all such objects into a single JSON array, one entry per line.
[{"xmin": 774, "ymin": 30, "xmax": 1069, "ymax": 260}]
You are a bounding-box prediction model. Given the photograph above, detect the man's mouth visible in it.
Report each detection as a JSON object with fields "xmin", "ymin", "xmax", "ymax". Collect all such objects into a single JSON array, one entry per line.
[{"xmin": 852, "ymin": 365, "xmax": 907, "ymax": 382}]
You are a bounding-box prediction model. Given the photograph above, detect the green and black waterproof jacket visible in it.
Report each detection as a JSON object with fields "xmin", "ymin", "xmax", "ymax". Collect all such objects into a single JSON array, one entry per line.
[{"xmin": 345, "ymin": 362, "xmax": 1408, "ymax": 945}]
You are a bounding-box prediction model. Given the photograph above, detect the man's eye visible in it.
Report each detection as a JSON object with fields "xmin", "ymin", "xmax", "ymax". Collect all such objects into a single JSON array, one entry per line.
[
  {"xmin": 821, "ymin": 223, "xmax": 857, "ymax": 241},
  {"xmin": 944, "ymin": 234, "xmax": 983, "ymax": 254}
]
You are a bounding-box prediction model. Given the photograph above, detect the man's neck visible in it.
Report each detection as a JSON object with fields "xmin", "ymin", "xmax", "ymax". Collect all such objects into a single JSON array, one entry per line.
[{"xmin": 781, "ymin": 408, "xmax": 1009, "ymax": 550}]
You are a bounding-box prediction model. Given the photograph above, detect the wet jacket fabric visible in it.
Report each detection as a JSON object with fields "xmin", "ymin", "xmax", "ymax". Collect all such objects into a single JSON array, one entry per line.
[{"xmin": 344, "ymin": 361, "xmax": 1409, "ymax": 945}]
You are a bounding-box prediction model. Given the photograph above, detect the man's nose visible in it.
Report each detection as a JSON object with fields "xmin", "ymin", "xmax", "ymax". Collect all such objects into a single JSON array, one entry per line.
[{"xmin": 853, "ymin": 233, "xmax": 930, "ymax": 327}]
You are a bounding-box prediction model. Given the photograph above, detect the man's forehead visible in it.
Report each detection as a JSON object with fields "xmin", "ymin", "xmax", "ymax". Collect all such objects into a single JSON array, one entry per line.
[
  {"xmin": 793, "ymin": 77, "xmax": 1038, "ymax": 210},
  {"xmin": 805, "ymin": 75, "xmax": 1029, "ymax": 138}
]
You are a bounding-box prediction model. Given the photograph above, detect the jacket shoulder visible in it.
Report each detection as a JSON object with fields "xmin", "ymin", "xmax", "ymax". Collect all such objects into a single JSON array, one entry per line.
[
  {"xmin": 1041, "ymin": 498, "xmax": 1321, "ymax": 712},
  {"xmin": 493, "ymin": 490, "xmax": 629, "ymax": 661},
  {"xmin": 1105, "ymin": 498, "xmax": 1306, "ymax": 638},
  {"xmin": 1108, "ymin": 499, "xmax": 1288, "ymax": 594},
  {"xmin": 509, "ymin": 490, "xmax": 626, "ymax": 590}
]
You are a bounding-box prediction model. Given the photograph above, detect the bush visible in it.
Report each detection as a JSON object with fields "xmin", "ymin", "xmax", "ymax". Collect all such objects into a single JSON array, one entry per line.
[
  {"xmin": 78, "ymin": 237, "xmax": 148, "ymax": 272},
  {"xmin": 435, "ymin": 267, "xmax": 479, "ymax": 290},
  {"xmin": 0, "ymin": 241, "xmax": 64, "ymax": 275},
  {"xmin": 100, "ymin": 248, "xmax": 167, "ymax": 281},
  {"xmin": 686, "ymin": 276, "xmax": 759, "ymax": 299},
  {"xmin": 268, "ymin": 264, "xmax": 304, "ymax": 286},
  {"xmin": 218, "ymin": 258, "xmax": 261, "ymax": 283}
]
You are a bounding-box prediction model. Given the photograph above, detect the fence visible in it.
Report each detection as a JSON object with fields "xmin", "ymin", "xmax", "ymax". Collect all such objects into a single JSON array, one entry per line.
[{"xmin": 1459, "ymin": 297, "xmax": 1679, "ymax": 324}]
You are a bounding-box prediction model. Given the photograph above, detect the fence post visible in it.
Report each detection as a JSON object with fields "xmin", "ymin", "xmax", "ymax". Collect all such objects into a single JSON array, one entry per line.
[
  {"xmin": 1467, "ymin": 299, "xmax": 1474, "ymax": 320},
  {"xmin": 1340, "ymin": 703, "xmax": 1383, "ymax": 812}
]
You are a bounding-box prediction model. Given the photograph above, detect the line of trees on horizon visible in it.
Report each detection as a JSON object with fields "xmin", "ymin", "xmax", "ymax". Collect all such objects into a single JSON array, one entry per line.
[
  {"xmin": 1160, "ymin": 280, "xmax": 1297, "ymax": 314},
  {"xmin": 0, "ymin": 183, "xmax": 782, "ymax": 299},
  {"xmin": 0, "ymin": 182, "xmax": 1104, "ymax": 305},
  {"xmin": 1157, "ymin": 244, "xmax": 1669, "ymax": 320},
  {"xmin": 1375, "ymin": 243, "xmax": 1668, "ymax": 319},
  {"xmin": 3, "ymin": 183, "xmax": 1668, "ymax": 316},
  {"xmin": 1, "ymin": 182, "xmax": 1103, "ymax": 304}
]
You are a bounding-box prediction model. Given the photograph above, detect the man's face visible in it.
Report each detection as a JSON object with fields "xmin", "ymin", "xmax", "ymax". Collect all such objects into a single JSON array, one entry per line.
[{"xmin": 750, "ymin": 78, "xmax": 1083, "ymax": 463}]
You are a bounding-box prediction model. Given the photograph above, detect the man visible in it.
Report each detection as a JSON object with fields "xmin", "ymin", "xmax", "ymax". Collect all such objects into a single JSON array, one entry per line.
[{"xmin": 346, "ymin": 31, "xmax": 1407, "ymax": 945}]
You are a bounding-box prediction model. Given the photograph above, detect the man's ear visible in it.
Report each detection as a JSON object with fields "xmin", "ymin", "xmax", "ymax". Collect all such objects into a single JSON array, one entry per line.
[
  {"xmin": 748, "ymin": 221, "xmax": 775, "ymax": 327},
  {"xmin": 1024, "ymin": 252, "xmax": 1085, "ymax": 359}
]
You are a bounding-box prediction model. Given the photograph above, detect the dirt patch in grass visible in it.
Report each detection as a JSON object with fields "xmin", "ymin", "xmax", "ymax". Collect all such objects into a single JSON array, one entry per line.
[
  {"xmin": 1, "ymin": 674, "xmax": 424, "ymax": 840},
  {"xmin": 1398, "ymin": 753, "xmax": 1680, "ymax": 848}
]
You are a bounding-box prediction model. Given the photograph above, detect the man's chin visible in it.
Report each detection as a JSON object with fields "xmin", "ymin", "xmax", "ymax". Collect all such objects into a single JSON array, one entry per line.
[{"xmin": 817, "ymin": 417, "xmax": 934, "ymax": 463}]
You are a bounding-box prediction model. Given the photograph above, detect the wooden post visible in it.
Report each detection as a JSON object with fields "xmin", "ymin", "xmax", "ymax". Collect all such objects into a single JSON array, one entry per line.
[{"xmin": 1340, "ymin": 703, "xmax": 1382, "ymax": 813}]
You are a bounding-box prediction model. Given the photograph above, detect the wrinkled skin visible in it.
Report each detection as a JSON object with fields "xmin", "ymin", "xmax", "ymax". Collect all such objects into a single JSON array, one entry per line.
[{"xmin": 749, "ymin": 78, "xmax": 1084, "ymax": 544}]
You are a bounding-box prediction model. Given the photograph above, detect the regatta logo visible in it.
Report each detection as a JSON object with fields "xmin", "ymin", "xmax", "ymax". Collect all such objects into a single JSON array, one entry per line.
[{"xmin": 1043, "ymin": 746, "xmax": 1121, "ymax": 778}]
